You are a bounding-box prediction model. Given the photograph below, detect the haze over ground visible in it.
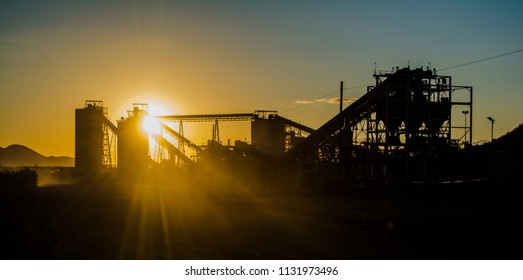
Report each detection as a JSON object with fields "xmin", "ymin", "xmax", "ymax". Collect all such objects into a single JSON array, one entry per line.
[{"xmin": 1, "ymin": 0, "xmax": 522, "ymax": 157}]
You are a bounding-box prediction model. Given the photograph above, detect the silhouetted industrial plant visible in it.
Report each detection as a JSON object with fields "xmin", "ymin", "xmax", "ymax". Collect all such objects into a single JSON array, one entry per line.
[
  {"xmin": 4, "ymin": 67, "xmax": 523, "ymax": 260},
  {"xmin": 75, "ymin": 67, "xmax": 499, "ymax": 192}
]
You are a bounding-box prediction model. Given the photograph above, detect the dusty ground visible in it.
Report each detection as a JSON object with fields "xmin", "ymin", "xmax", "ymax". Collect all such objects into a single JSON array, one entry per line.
[{"xmin": 1, "ymin": 182, "xmax": 523, "ymax": 259}]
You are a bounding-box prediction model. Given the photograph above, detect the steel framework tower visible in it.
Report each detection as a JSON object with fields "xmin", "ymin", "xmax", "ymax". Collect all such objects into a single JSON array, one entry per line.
[
  {"xmin": 354, "ymin": 68, "xmax": 472, "ymax": 180},
  {"xmin": 285, "ymin": 67, "xmax": 472, "ymax": 182}
]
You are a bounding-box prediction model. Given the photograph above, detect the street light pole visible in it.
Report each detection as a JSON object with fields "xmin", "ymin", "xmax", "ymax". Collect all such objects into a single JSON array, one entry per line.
[
  {"xmin": 462, "ymin": 110, "xmax": 469, "ymax": 146},
  {"xmin": 487, "ymin": 117, "xmax": 495, "ymax": 142}
]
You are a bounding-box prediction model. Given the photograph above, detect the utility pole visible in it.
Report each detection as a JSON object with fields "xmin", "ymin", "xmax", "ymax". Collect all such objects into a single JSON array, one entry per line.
[
  {"xmin": 462, "ymin": 110, "xmax": 469, "ymax": 146},
  {"xmin": 487, "ymin": 117, "xmax": 495, "ymax": 142}
]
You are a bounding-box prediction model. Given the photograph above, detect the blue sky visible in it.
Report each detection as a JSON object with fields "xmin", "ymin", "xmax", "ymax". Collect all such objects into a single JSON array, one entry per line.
[{"xmin": 1, "ymin": 0, "xmax": 522, "ymax": 156}]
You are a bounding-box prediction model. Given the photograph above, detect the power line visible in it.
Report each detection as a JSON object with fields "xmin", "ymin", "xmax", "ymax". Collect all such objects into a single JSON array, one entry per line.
[
  {"xmin": 283, "ymin": 48, "xmax": 523, "ymax": 114},
  {"xmin": 438, "ymin": 48, "xmax": 523, "ymax": 71},
  {"xmin": 280, "ymin": 48, "xmax": 523, "ymax": 114},
  {"xmin": 344, "ymin": 84, "xmax": 370, "ymax": 91}
]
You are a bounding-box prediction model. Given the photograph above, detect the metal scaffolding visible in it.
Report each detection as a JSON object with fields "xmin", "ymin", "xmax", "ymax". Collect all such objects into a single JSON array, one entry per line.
[{"xmin": 284, "ymin": 67, "xmax": 472, "ymax": 182}]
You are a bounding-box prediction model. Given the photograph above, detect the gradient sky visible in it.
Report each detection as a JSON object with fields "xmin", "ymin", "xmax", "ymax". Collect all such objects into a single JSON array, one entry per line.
[{"xmin": 1, "ymin": 0, "xmax": 522, "ymax": 157}]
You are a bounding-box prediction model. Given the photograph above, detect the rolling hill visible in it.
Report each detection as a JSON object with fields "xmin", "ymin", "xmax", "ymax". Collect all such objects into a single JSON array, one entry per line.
[
  {"xmin": 491, "ymin": 123, "xmax": 523, "ymax": 150},
  {"xmin": 0, "ymin": 145, "xmax": 74, "ymax": 167}
]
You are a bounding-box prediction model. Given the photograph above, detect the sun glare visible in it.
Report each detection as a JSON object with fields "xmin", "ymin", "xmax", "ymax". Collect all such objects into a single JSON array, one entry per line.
[
  {"xmin": 148, "ymin": 103, "xmax": 171, "ymax": 116},
  {"xmin": 142, "ymin": 115, "xmax": 162, "ymax": 135}
]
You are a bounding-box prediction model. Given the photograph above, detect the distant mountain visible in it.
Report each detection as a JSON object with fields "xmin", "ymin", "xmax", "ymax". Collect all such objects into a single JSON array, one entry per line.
[{"xmin": 0, "ymin": 145, "xmax": 74, "ymax": 167}]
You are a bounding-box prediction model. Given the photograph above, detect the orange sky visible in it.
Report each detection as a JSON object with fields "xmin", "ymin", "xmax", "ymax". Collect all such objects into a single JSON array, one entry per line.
[{"xmin": 1, "ymin": 1, "xmax": 522, "ymax": 157}]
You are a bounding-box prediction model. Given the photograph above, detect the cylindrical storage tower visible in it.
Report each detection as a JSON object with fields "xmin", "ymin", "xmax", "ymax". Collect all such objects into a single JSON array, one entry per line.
[
  {"xmin": 117, "ymin": 108, "xmax": 149, "ymax": 180},
  {"xmin": 75, "ymin": 103, "xmax": 105, "ymax": 176},
  {"xmin": 251, "ymin": 115, "xmax": 286, "ymax": 156}
]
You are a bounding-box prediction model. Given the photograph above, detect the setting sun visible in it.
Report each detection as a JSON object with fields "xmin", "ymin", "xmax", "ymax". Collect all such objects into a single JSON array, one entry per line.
[
  {"xmin": 2, "ymin": 0, "xmax": 523, "ymax": 267},
  {"xmin": 142, "ymin": 115, "xmax": 162, "ymax": 135}
]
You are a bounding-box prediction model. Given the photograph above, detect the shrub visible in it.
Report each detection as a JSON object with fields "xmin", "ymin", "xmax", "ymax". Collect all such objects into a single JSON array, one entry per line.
[{"xmin": 0, "ymin": 167, "xmax": 38, "ymax": 193}]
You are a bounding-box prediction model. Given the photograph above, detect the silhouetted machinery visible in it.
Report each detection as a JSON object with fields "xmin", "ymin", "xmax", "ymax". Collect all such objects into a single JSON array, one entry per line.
[
  {"xmin": 284, "ymin": 67, "xmax": 472, "ymax": 183},
  {"xmin": 75, "ymin": 67, "xmax": 472, "ymax": 185},
  {"xmin": 75, "ymin": 104, "xmax": 313, "ymax": 176}
]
